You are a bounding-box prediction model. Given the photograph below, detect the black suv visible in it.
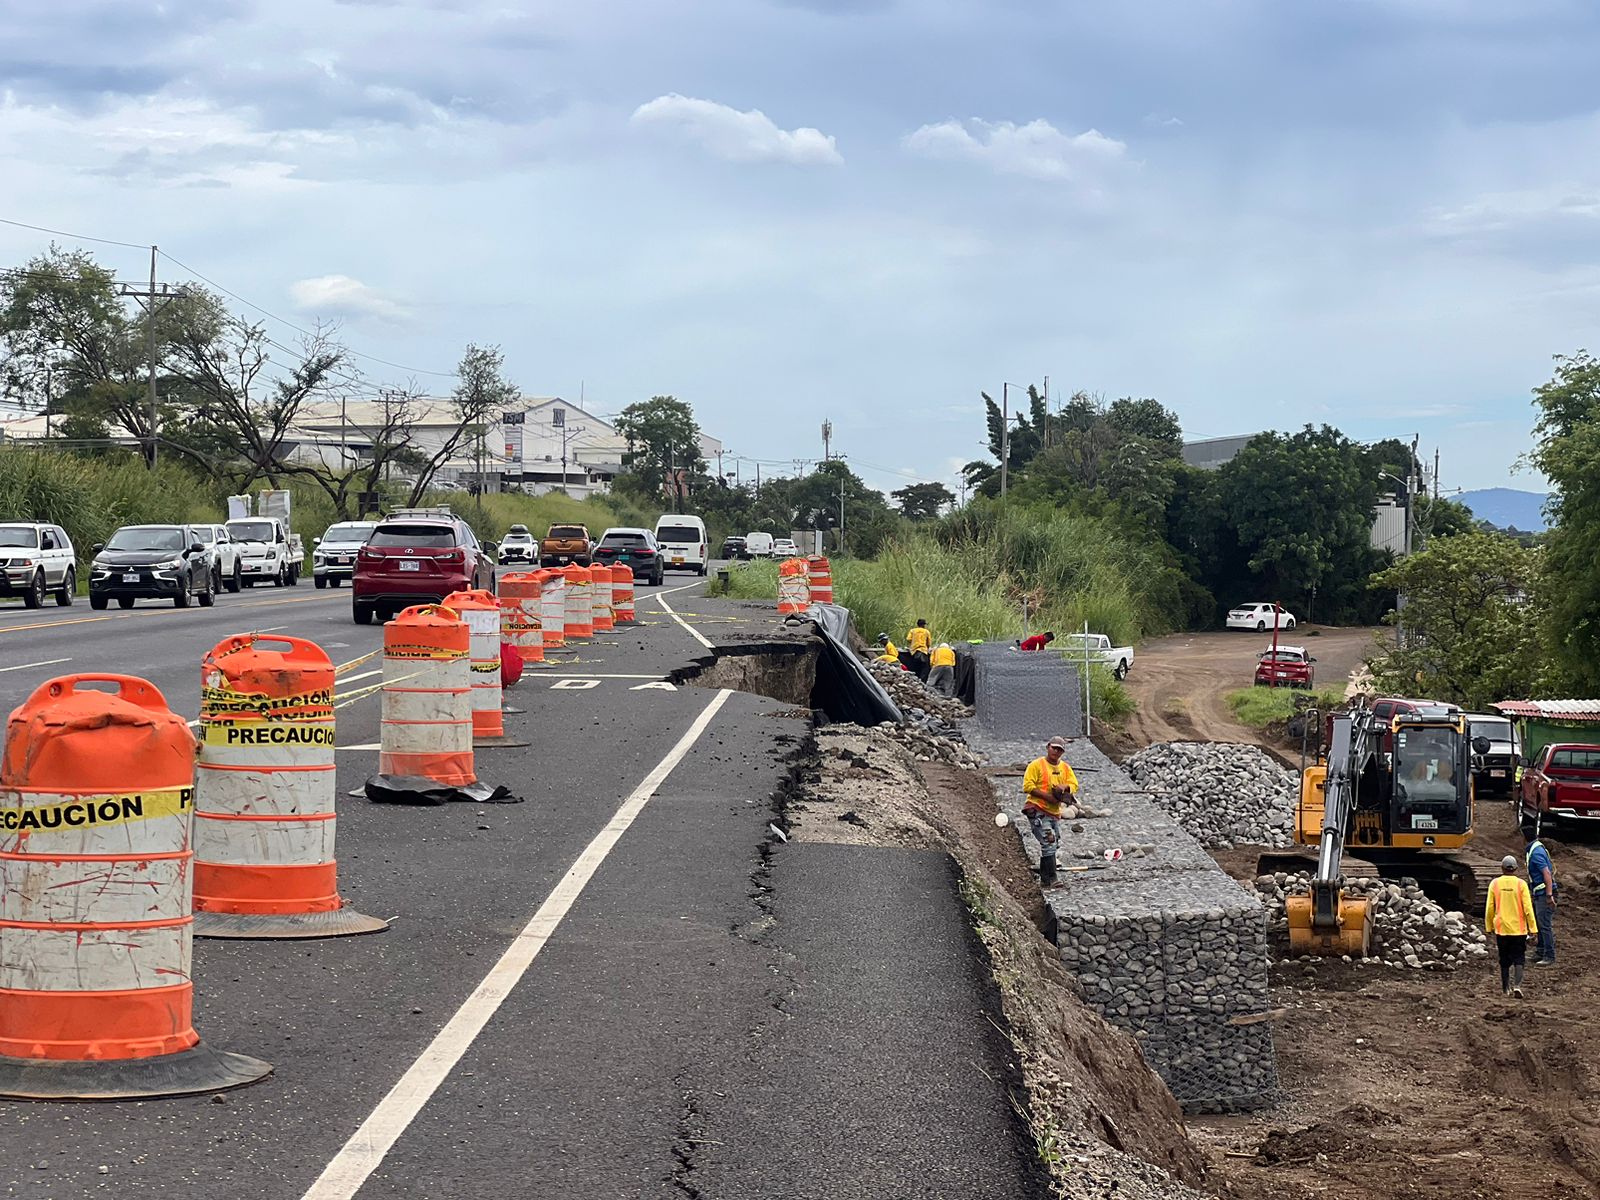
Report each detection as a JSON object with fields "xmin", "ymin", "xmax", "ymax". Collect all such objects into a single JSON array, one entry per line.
[{"xmin": 89, "ymin": 524, "xmax": 216, "ymax": 609}]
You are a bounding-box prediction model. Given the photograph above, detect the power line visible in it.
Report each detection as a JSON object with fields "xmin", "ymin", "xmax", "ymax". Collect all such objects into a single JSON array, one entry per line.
[{"xmin": 0, "ymin": 216, "xmax": 148, "ymax": 251}]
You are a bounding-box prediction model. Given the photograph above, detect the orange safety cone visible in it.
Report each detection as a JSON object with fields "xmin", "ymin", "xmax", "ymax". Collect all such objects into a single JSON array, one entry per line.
[
  {"xmin": 380, "ymin": 604, "xmax": 473, "ymax": 785},
  {"xmin": 540, "ymin": 568, "xmax": 566, "ymax": 649},
  {"xmin": 0, "ymin": 674, "xmax": 271, "ymax": 1099},
  {"xmin": 562, "ymin": 564, "xmax": 593, "ymax": 639},
  {"xmin": 443, "ymin": 590, "xmax": 505, "ymax": 740},
  {"xmin": 807, "ymin": 555, "xmax": 833, "ymax": 604},
  {"xmin": 194, "ymin": 635, "xmax": 387, "ymax": 940},
  {"xmin": 498, "ymin": 572, "xmax": 544, "ymax": 665},
  {"xmin": 777, "ymin": 558, "xmax": 810, "ymax": 613},
  {"xmin": 611, "ymin": 565, "xmax": 636, "ymax": 624},
  {"xmin": 588, "ymin": 562, "xmax": 615, "ymax": 632}
]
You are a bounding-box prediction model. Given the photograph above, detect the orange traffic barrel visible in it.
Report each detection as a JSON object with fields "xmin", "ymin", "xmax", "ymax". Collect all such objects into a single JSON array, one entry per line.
[
  {"xmin": 588, "ymin": 563, "xmax": 615, "ymax": 632},
  {"xmin": 0, "ymin": 674, "xmax": 271, "ymax": 1099},
  {"xmin": 380, "ymin": 605, "xmax": 473, "ymax": 785},
  {"xmin": 194, "ymin": 635, "xmax": 387, "ymax": 940},
  {"xmin": 562, "ymin": 564, "xmax": 593, "ymax": 639},
  {"xmin": 612, "ymin": 565, "xmax": 636, "ymax": 624},
  {"xmin": 498, "ymin": 572, "xmax": 544, "ymax": 665},
  {"xmin": 807, "ymin": 555, "xmax": 833, "ymax": 604},
  {"xmin": 443, "ymin": 590, "xmax": 505, "ymax": 740},
  {"xmin": 778, "ymin": 558, "xmax": 810, "ymax": 613},
  {"xmin": 540, "ymin": 569, "xmax": 566, "ymax": 648}
]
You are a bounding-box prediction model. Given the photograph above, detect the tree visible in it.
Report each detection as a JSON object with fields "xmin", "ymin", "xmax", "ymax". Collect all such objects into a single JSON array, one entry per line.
[
  {"xmin": 1105, "ymin": 397, "xmax": 1182, "ymax": 456},
  {"xmin": 1528, "ymin": 350, "xmax": 1600, "ymax": 691},
  {"xmin": 615, "ymin": 395, "xmax": 705, "ymax": 505},
  {"xmin": 1366, "ymin": 532, "xmax": 1544, "ymax": 709},
  {"xmin": 892, "ymin": 481, "xmax": 954, "ymax": 521},
  {"xmin": 406, "ymin": 344, "xmax": 519, "ymax": 505}
]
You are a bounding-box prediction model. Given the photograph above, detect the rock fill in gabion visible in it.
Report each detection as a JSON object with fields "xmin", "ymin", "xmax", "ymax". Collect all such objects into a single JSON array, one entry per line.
[{"xmin": 1125, "ymin": 742, "xmax": 1296, "ymax": 849}]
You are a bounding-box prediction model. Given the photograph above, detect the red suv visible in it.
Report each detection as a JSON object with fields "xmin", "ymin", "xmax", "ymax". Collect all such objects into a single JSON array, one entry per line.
[{"xmin": 351, "ymin": 511, "xmax": 495, "ymax": 625}]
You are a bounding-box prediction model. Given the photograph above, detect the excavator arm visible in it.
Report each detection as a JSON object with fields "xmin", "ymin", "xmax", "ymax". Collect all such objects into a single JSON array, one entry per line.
[{"xmin": 1290, "ymin": 709, "xmax": 1376, "ymax": 956}]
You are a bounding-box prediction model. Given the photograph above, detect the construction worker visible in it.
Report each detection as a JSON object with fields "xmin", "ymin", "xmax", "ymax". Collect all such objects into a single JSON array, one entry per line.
[
  {"xmin": 1022, "ymin": 736, "xmax": 1079, "ymax": 887},
  {"xmin": 873, "ymin": 633, "xmax": 902, "ymax": 667},
  {"xmin": 1524, "ymin": 827, "xmax": 1558, "ymax": 965},
  {"xmin": 928, "ymin": 642, "xmax": 957, "ymax": 697},
  {"xmin": 1485, "ymin": 854, "xmax": 1539, "ymax": 998},
  {"xmin": 906, "ymin": 619, "xmax": 932, "ymax": 681},
  {"xmin": 1018, "ymin": 631, "xmax": 1055, "ymax": 652}
]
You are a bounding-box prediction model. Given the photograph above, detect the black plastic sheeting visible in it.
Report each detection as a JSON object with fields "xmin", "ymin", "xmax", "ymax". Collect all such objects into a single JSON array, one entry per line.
[
  {"xmin": 795, "ymin": 603, "xmax": 903, "ymax": 726},
  {"xmin": 365, "ymin": 775, "xmax": 522, "ymax": 806},
  {"xmin": 954, "ymin": 646, "xmax": 977, "ymax": 706}
]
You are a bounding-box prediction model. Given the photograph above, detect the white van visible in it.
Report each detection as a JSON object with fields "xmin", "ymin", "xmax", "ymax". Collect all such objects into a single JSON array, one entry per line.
[
  {"xmin": 654, "ymin": 514, "xmax": 709, "ymax": 576},
  {"xmin": 743, "ymin": 531, "xmax": 775, "ymax": 559}
]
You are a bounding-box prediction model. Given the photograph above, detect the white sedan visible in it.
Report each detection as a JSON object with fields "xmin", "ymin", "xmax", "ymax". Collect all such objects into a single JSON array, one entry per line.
[
  {"xmin": 1226, "ymin": 602, "xmax": 1297, "ymax": 632},
  {"xmin": 772, "ymin": 538, "xmax": 800, "ymax": 558}
]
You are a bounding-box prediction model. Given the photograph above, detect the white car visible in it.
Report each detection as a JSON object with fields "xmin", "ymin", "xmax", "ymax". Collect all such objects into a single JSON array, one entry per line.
[
  {"xmin": 497, "ymin": 524, "xmax": 537, "ymax": 567},
  {"xmin": 192, "ymin": 523, "xmax": 243, "ymax": 593},
  {"xmin": 0, "ymin": 521, "xmax": 77, "ymax": 607},
  {"xmin": 313, "ymin": 520, "xmax": 378, "ymax": 588},
  {"xmin": 772, "ymin": 538, "xmax": 800, "ymax": 558},
  {"xmin": 1226, "ymin": 602, "xmax": 1297, "ymax": 632}
]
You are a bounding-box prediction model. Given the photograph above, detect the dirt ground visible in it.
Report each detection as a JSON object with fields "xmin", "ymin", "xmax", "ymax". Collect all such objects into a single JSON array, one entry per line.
[
  {"xmin": 1193, "ymin": 799, "xmax": 1600, "ymax": 1200},
  {"xmin": 1115, "ymin": 626, "xmax": 1379, "ymax": 758}
]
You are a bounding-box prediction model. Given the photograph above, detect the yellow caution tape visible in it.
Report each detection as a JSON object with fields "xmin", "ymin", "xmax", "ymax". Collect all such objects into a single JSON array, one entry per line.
[
  {"xmin": 1, "ymin": 787, "xmax": 193, "ymax": 832},
  {"xmin": 202, "ymin": 721, "xmax": 335, "ymax": 748}
]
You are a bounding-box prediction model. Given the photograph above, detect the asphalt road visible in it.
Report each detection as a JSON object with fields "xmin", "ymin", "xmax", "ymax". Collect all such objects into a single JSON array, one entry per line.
[{"xmin": 0, "ymin": 574, "xmax": 1039, "ymax": 1198}]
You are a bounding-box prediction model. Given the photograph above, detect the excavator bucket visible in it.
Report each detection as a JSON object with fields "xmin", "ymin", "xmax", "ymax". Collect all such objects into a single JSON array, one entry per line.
[{"xmin": 1286, "ymin": 892, "xmax": 1372, "ymax": 958}]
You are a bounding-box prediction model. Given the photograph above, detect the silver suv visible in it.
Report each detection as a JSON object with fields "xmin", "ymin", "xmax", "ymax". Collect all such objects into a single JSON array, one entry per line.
[{"xmin": 0, "ymin": 522, "xmax": 77, "ymax": 608}]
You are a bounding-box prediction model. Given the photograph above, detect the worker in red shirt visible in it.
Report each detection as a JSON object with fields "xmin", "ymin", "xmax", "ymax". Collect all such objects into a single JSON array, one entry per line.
[{"xmin": 1018, "ymin": 631, "xmax": 1055, "ymax": 652}]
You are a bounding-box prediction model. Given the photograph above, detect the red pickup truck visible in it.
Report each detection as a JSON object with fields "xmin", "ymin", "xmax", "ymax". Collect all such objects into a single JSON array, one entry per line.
[{"xmin": 1518, "ymin": 743, "xmax": 1600, "ymax": 829}]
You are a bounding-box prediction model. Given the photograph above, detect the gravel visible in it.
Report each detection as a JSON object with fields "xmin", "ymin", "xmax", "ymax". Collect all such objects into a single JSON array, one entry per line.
[
  {"xmin": 1252, "ymin": 871, "xmax": 1489, "ymax": 969},
  {"xmin": 865, "ymin": 659, "xmax": 974, "ymax": 724},
  {"xmin": 1124, "ymin": 742, "xmax": 1296, "ymax": 849}
]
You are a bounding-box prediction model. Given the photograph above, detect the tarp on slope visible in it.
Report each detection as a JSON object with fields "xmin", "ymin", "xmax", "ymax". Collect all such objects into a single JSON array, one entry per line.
[{"xmin": 797, "ymin": 603, "xmax": 903, "ymax": 727}]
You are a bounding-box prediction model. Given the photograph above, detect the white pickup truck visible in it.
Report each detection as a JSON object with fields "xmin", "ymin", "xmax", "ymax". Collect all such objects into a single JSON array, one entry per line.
[
  {"xmin": 225, "ymin": 516, "xmax": 305, "ymax": 587},
  {"xmin": 1060, "ymin": 632, "xmax": 1134, "ymax": 679}
]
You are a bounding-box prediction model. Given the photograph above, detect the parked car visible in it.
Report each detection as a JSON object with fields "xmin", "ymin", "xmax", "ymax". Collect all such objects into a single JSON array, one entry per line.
[
  {"xmin": 743, "ymin": 532, "xmax": 775, "ymax": 558},
  {"xmin": 192, "ymin": 522, "xmax": 243, "ymax": 593},
  {"xmin": 1253, "ymin": 645, "xmax": 1314, "ymax": 689},
  {"xmin": 593, "ymin": 528, "xmax": 664, "ymax": 586},
  {"xmin": 498, "ymin": 524, "xmax": 537, "ymax": 566},
  {"xmin": 350, "ymin": 510, "xmax": 496, "ymax": 625},
  {"xmin": 540, "ymin": 523, "xmax": 592, "ymax": 568},
  {"xmin": 1060, "ymin": 632, "xmax": 1135, "ymax": 680},
  {"xmin": 0, "ymin": 522, "xmax": 77, "ymax": 608},
  {"xmin": 1226, "ymin": 602, "xmax": 1297, "ymax": 631},
  {"xmin": 312, "ymin": 520, "xmax": 377, "ymax": 589},
  {"xmin": 88, "ymin": 524, "xmax": 215, "ymax": 610},
  {"xmin": 1518, "ymin": 742, "xmax": 1600, "ymax": 829},
  {"xmin": 226, "ymin": 515, "xmax": 304, "ymax": 587},
  {"xmin": 720, "ymin": 535, "xmax": 747, "ymax": 559},
  {"xmin": 654, "ymin": 514, "xmax": 708, "ymax": 576},
  {"xmin": 772, "ymin": 537, "xmax": 800, "ymax": 558},
  {"xmin": 1466, "ymin": 712, "xmax": 1520, "ymax": 798}
]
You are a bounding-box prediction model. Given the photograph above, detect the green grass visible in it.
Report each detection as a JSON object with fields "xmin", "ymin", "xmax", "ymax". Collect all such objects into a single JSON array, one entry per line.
[{"xmin": 1226, "ymin": 684, "xmax": 1347, "ymax": 728}]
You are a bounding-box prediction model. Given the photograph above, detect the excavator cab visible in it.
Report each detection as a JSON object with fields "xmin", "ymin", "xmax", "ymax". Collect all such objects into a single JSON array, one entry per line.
[{"xmin": 1285, "ymin": 707, "xmax": 1475, "ymax": 956}]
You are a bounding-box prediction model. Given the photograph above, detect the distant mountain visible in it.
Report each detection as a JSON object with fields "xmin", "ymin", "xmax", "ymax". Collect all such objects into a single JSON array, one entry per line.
[{"xmin": 1457, "ymin": 488, "xmax": 1549, "ymax": 532}]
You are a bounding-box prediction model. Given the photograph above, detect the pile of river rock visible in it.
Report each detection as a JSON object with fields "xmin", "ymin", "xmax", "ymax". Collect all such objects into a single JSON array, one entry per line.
[
  {"xmin": 865, "ymin": 659, "xmax": 974, "ymax": 725},
  {"xmin": 1251, "ymin": 871, "xmax": 1488, "ymax": 969},
  {"xmin": 1124, "ymin": 742, "xmax": 1296, "ymax": 849}
]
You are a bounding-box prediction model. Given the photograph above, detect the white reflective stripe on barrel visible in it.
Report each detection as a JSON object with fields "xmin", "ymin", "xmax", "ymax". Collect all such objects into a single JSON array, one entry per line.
[
  {"xmin": 192, "ymin": 766, "xmax": 337, "ymax": 816},
  {"xmin": 194, "ymin": 814, "xmax": 334, "ymax": 867},
  {"xmin": 197, "ymin": 717, "xmax": 336, "ymax": 768},
  {"xmin": 0, "ymin": 926, "xmax": 190, "ymax": 992}
]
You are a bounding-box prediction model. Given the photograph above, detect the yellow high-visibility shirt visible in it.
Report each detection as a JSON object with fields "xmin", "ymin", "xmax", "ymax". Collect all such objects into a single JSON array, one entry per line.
[
  {"xmin": 1021, "ymin": 756, "xmax": 1079, "ymax": 817},
  {"xmin": 1485, "ymin": 875, "xmax": 1538, "ymax": 937},
  {"xmin": 906, "ymin": 626, "xmax": 933, "ymax": 654},
  {"xmin": 930, "ymin": 645, "xmax": 956, "ymax": 668},
  {"xmin": 875, "ymin": 640, "xmax": 899, "ymax": 663}
]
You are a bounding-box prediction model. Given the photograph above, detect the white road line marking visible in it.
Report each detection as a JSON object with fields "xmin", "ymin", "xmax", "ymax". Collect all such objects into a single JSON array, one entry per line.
[
  {"xmin": 534, "ymin": 672, "xmax": 666, "ymax": 680},
  {"xmin": 336, "ymin": 743, "xmax": 381, "ymax": 752},
  {"xmin": 0, "ymin": 657, "xmax": 71, "ymax": 674},
  {"xmin": 339, "ymin": 669, "xmax": 382, "ymax": 685},
  {"xmin": 300, "ymin": 688, "xmax": 734, "ymax": 1200},
  {"xmin": 657, "ymin": 591, "xmax": 713, "ymax": 650},
  {"xmin": 550, "ymin": 678, "xmax": 601, "ymax": 690}
]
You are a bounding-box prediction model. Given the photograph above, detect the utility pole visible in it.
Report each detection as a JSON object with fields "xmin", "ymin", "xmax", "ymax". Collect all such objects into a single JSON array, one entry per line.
[
  {"xmin": 1000, "ymin": 383, "xmax": 1010, "ymax": 499},
  {"xmin": 755, "ymin": 462, "xmax": 761, "ymax": 496},
  {"xmin": 1042, "ymin": 376, "xmax": 1050, "ymax": 450},
  {"xmin": 1433, "ymin": 446, "xmax": 1440, "ymax": 502},
  {"xmin": 821, "ymin": 419, "xmax": 832, "ymax": 462},
  {"xmin": 118, "ymin": 245, "xmax": 176, "ymax": 468}
]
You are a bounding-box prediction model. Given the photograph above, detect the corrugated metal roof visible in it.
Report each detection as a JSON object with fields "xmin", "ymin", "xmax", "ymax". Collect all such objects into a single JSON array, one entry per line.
[{"xmin": 1492, "ymin": 700, "xmax": 1600, "ymax": 723}]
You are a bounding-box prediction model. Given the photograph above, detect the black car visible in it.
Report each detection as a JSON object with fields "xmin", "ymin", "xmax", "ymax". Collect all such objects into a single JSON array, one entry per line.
[
  {"xmin": 593, "ymin": 528, "xmax": 664, "ymax": 586},
  {"xmin": 720, "ymin": 536, "xmax": 746, "ymax": 559},
  {"xmin": 89, "ymin": 524, "xmax": 216, "ymax": 609}
]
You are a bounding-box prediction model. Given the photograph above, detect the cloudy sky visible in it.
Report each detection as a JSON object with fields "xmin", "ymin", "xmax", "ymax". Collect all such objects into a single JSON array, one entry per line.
[{"xmin": 5, "ymin": 0, "xmax": 1598, "ymax": 495}]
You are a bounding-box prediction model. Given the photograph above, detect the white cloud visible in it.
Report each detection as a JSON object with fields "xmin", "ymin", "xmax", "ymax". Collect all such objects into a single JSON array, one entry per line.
[
  {"xmin": 289, "ymin": 274, "xmax": 412, "ymax": 323},
  {"xmin": 630, "ymin": 93, "xmax": 843, "ymax": 166},
  {"xmin": 1427, "ymin": 186, "xmax": 1600, "ymax": 235},
  {"xmin": 902, "ymin": 117, "xmax": 1126, "ymax": 182}
]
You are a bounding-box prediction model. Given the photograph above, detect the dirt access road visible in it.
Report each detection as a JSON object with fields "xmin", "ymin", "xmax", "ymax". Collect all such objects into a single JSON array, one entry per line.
[
  {"xmin": 1200, "ymin": 801, "xmax": 1600, "ymax": 1199},
  {"xmin": 1119, "ymin": 626, "xmax": 1379, "ymax": 752}
]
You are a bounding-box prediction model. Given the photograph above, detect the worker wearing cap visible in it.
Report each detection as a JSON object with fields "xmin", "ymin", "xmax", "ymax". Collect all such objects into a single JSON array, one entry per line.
[
  {"xmin": 1019, "ymin": 631, "xmax": 1055, "ymax": 652},
  {"xmin": 906, "ymin": 619, "xmax": 933, "ymax": 681},
  {"xmin": 1022, "ymin": 737, "xmax": 1079, "ymax": 887},
  {"xmin": 874, "ymin": 633, "xmax": 901, "ymax": 666},
  {"xmin": 1524, "ymin": 827, "xmax": 1558, "ymax": 965},
  {"xmin": 928, "ymin": 642, "xmax": 957, "ymax": 697},
  {"xmin": 1485, "ymin": 854, "xmax": 1539, "ymax": 998}
]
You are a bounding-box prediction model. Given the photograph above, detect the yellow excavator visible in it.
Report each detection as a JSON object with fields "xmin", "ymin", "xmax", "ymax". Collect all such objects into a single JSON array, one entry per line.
[{"xmin": 1278, "ymin": 701, "xmax": 1485, "ymax": 956}]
